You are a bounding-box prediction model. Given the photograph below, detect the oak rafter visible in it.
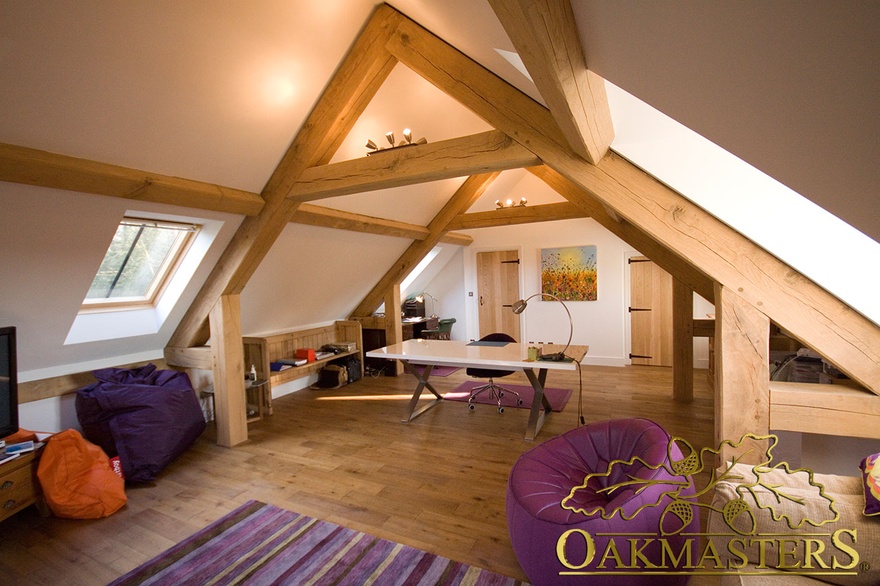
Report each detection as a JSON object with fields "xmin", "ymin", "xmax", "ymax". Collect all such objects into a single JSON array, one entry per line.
[
  {"xmin": 488, "ymin": 0, "xmax": 613, "ymax": 163},
  {"xmin": 350, "ymin": 172, "xmax": 499, "ymax": 318}
]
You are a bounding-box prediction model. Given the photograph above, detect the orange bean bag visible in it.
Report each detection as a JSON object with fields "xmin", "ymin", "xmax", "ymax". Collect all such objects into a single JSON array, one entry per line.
[{"xmin": 36, "ymin": 429, "xmax": 127, "ymax": 519}]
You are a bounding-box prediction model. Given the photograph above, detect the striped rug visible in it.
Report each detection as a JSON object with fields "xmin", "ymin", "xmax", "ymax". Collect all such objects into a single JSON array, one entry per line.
[{"xmin": 110, "ymin": 500, "xmax": 529, "ymax": 585}]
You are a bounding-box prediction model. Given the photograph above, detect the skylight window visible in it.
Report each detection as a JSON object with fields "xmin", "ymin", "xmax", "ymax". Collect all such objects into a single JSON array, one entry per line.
[{"xmin": 83, "ymin": 218, "xmax": 199, "ymax": 310}]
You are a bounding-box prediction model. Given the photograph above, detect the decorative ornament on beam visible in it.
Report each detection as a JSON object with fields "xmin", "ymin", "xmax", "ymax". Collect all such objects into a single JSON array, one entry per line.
[
  {"xmin": 496, "ymin": 197, "xmax": 528, "ymax": 209},
  {"xmin": 365, "ymin": 128, "xmax": 427, "ymax": 155}
]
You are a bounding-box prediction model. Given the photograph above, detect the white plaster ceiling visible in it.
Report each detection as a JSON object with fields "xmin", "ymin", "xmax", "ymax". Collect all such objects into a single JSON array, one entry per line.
[{"xmin": 0, "ymin": 1, "xmax": 877, "ymax": 243}]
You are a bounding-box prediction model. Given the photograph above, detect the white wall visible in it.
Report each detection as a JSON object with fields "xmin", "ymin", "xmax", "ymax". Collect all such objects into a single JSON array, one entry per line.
[
  {"xmin": 0, "ymin": 183, "xmax": 241, "ymax": 377},
  {"xmin": 449, "ymin": 217, "xmax": 636, "ymax": 366},
  {"xmin": 239, "ymin": 223, "xmax": 411, "ymax": 336}
]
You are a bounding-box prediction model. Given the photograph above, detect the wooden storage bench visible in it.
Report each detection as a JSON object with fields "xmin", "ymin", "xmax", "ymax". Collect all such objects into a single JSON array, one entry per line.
[{"xmin": 242, "ymin": 320, "xmax": 363, "ymax": 416}]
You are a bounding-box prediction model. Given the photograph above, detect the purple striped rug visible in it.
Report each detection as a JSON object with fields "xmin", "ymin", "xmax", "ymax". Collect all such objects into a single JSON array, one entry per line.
[{"xmin": 110, "ymin": 500, "xmax": 529, "ymax": 585}]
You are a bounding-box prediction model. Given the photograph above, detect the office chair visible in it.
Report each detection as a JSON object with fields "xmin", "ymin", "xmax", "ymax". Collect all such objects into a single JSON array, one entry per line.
[
  {"xmin": 421, "ymin": 318, "xmax": 456, "ymax": 340},
  {"xmin": 466, "ymin": 332, "xmax": 523, "ymax": 414}
]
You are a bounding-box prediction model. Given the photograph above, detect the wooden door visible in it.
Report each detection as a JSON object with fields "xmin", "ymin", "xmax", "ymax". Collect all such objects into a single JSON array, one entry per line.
[
  {"xmin": 476, "ymin": 250, "xmax": 521, "ymax": 341},
  {"xmin": 629, "ymin": 256, "xmax": 673, "ymax": 366}
]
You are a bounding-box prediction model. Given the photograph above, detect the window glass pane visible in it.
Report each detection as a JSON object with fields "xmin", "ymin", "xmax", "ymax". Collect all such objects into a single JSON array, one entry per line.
[{"xmin": 85, "ymin": 219, "xmax": 194, "ymax": 304}]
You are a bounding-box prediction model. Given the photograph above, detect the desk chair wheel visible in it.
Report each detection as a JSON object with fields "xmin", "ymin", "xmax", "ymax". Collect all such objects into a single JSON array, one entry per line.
[{"xmin": 497, "ymin": 391, "xmax": 524, "ymax": 408}]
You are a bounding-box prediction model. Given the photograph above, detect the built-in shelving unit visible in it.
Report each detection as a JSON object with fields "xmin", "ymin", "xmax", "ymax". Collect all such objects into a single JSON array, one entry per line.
[{"xmin": 242, "ymin": 320, "xmax": 363, "ymax": 415}]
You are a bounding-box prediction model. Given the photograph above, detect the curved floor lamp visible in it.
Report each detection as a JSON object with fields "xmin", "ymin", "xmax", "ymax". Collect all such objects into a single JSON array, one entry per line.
[
  {"xmin": 511, "ymin": 293, "xmax": 573, "ymax": 361},
  {"xmin": 512, "ymin": 292, "xmax": 584, "ymax": 425}
]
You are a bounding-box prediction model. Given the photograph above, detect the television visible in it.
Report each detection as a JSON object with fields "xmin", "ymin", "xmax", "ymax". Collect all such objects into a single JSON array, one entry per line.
[{"xmin": 0, "ymin": 326, "xmax": 19, "ymax": 439}]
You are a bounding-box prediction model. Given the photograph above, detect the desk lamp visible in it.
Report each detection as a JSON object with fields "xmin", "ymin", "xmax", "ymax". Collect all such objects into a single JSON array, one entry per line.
[
  {"xmin": 513, "ymin": 292, "xmax": 584, "ymax": 425},
  {"xmin": 417, "ymin": 291, "xmax": 439, "ymax": 318},
  {"xmin": 511, "ymin": 293, "xmax": 573, "ymax": 361}
]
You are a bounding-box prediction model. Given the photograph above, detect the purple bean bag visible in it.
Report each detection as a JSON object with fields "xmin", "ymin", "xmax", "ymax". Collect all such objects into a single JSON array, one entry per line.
[
  {"xmin": 75, "ymin": 363, "xmax": 205, "ymax": 483},
  {"xmin": 506, "ymin": 418, "xmax": 699, "ymax": 585}
]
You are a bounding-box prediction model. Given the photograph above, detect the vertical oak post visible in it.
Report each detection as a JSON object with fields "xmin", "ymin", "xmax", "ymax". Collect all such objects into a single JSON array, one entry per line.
[
  {"xmin": 715, "ymin": 284, "xmax": 770, "ymax": 463},
  {"xmin": 672, "ymin": 278, "xmax": 694, "ymax": 402},
  {"xmin": 384, "ymin": 285, "xmax": 403, "ymax": 376},
  {"xmin": 209, "ymin": 294, "xmax": 248, "ymax": 447}
]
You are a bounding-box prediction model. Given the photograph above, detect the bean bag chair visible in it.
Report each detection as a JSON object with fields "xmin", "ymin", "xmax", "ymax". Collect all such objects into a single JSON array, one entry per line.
[
  {"xmin": 507, "ymin": 418, "xmax": 699, "ymax": 585},
  {"xmin": 75, "ymin": 363, "xmax": 205, "ymax": 483},
  {"xmin": 36, "ymin": 429, "xmax": 127, "ymax": 519}
]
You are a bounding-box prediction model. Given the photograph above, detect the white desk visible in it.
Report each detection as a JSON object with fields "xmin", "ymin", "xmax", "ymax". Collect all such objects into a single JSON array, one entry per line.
[{"xmin": 366, "ymin": 339, "xmax": 588, "ymax": 440}]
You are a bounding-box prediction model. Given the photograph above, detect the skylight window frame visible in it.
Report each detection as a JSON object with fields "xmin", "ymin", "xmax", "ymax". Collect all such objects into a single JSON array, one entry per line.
[{"xmin": 80, "ymin": 217, "xmax": 200, "ymax": 313}]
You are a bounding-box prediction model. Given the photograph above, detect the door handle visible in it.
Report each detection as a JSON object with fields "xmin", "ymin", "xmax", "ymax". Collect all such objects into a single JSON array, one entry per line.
[{"xmin": 479, "ymin": 296, "xmax": 484, "ymax": 306}]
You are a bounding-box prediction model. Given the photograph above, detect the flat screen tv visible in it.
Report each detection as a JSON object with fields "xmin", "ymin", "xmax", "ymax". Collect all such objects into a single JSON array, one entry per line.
[{"xmin": 0, "ymin": 326, "xmax": 19, "ymax": 439}]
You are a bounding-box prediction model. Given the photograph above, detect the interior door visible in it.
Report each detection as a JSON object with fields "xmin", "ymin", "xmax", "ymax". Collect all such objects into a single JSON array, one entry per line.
[
  {"xmin": 629, "ymin": 256, "xmax": 673, "ymax": 366},
  {"xmin": 476, "ymin": 250, "xmax": 521, "ymax": 341}
]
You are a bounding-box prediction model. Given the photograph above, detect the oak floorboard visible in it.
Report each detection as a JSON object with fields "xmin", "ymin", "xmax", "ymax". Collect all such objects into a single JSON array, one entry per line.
[{"xmin": 0, "ymin": 364, "xmax": 717, "ymax": 585}]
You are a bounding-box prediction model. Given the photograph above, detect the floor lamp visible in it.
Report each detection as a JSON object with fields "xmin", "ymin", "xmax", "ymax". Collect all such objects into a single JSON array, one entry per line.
[{"xmin": 511, "ymin": 293, "xmax": 573, "ymax": 361}]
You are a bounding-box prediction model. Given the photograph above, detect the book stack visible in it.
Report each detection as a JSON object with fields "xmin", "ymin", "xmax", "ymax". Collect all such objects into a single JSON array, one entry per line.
[{"xmin": 0, "ymin": 439, "xmax": 37, "ymax": 465}]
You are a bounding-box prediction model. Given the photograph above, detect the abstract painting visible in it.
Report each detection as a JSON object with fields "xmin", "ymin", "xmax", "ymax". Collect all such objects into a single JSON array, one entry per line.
[{"xmin": 541, "ymin": 245, "xmax": 597, "ymax": 301}]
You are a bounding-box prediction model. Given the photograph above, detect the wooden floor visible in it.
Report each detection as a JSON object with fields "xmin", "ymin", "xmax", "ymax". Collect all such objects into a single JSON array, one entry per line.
[{"xmin": 0, "ymin": 364, "xmax": 716, "ymax": 585}]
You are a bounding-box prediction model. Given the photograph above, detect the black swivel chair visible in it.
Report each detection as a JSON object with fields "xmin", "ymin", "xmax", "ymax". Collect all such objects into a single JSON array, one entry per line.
[{"xmin": 466, "ymin": 332, "xmax": 523, "ymax": 414}]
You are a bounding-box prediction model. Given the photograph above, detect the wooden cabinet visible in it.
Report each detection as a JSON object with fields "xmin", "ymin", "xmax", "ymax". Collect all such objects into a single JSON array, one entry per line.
[
  {"xmin": 0, "ymin": 450, "xmax": 42, "ymax": 523},
  {"xmin": 242, "ymin": 320, "xmax": 363, "ymax": 414}
]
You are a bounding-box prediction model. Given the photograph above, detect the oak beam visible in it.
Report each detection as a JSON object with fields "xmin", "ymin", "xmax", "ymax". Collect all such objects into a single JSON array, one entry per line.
[
  {"xmin": 164, "ymin": 346, "xmax": 213, "ymax": 370},
  {"xmin": 384, "ymin": 286, "xmax": 404, "ymax": 376},
  {"xmin": 530, "ymin": 165, "xmax": 715, "ymax": 303},
  {"xmin": 388, "ymin": 12, "xmax": 880, "ymax": 393},
  {"xmin": 209, "ymin": 294, "xmax": 248, "ymax": 447},
  {"xmin": 288, "ymin": 130, "xmax": 538, "ymax": 202},
  {"xmin": 446, "ymin": 201, "xmax": 583, "ymax": 231},
  {"xmin": 291, "ymin": 203, "xmax": 473, "ymax": 246},
  {"xmin": 18, "ymin": 358, "xmax": 171, "ymax": 404},
  {"xmin": 0, "ymin": 142, "xmax": 264, "ymax": 216},
  {"xmin": 169, "ymin": 5, "xmax": 402, "ymax": 348},
  {"xmin": 488, "ymin": 0, "xmax": 613, "ymax": 163},
  {"xmin": 715, "ymin": 284, "xmax": 770, "ymax": 461},
  {"xmin": 672, "ymin": 278, "xmax": 694, "ymax": 402},
  {"xmin": 351, "ymin": 172, "xmax": 499, "ymax": 318},
  {"xmin": 770, "ymin": 382, "xmax": 880, "ymax": 440}
]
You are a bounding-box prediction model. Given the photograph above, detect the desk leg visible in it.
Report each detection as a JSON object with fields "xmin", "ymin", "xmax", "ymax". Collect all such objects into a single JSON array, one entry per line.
[
  {"xmin": 400, "ymin": 362, "xmax": 444, "ymax": 423},
  {"xmin": 523, "ymin": 368, "xmax": 553, "ymax": 441}
]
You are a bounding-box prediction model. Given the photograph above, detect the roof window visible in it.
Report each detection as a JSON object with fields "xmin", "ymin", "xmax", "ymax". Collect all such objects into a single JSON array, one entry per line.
[{"xmin": 82, "ymin": 217, "xmax": 199, "ymax": 310}]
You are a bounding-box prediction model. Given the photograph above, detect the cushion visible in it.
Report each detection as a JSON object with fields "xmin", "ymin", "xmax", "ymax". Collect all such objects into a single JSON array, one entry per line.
[
  {"xmin": 36, "ymin": 429, "xmax": 127, "ymax": 519},
  {"xmin": 708, "ymin": 463, "xmax": 876, "ymax": 586},
  {"xmin": 859, "ymin": 453, "xmax": 880, "ymax": 516},
  {"xmin": 76, "ymin": 364, "xmax": 206, "ymax": 483}
]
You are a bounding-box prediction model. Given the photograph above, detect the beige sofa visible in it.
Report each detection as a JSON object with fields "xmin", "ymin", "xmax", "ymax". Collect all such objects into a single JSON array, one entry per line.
[{"xmin": 706, "ymin": 463, "xmax": 879, "ymax": 585}]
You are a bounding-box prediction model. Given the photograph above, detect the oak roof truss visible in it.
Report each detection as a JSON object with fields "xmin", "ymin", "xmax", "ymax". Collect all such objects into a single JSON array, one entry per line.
[
  {"xmin": 176, "ymin": 2, "xmax": 880, "ymax": 445},
  {"xmin": 1, "ymin": 3, "xmax": 876, "ymax": 446}
]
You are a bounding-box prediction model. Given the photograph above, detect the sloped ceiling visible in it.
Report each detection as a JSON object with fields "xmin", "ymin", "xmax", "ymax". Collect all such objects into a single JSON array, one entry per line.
[
  {"xmin": 1, "ymin": 1, "xmax": 878, "ymax": 372},
  {"xmin": 571, "ymin": 1, "xmax": 880, "ymax": 243},
  {"xmin": 1, "ymin": 1, "xmax": 876, "ymax": 241}
]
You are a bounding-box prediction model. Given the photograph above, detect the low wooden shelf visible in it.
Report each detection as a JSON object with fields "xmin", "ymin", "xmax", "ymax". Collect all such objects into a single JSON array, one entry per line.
[{"xmin": 242, "ymin": 320, "xmax": 363, "ymax": 417}]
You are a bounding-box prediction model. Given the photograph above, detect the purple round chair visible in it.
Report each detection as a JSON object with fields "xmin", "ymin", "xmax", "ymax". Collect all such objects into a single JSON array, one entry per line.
[{"xmin": 506, "ymin": 418, "xmax": 699, "ymax": 585}]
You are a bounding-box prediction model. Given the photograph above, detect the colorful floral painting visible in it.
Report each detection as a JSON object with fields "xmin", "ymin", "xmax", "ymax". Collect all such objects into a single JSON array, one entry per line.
[{"xmin": 541, "ymin": 245, "xmax": 597, "ymax": 301}]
